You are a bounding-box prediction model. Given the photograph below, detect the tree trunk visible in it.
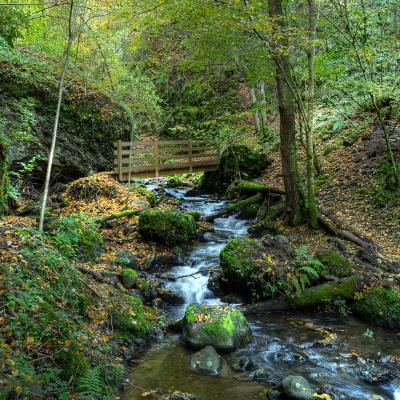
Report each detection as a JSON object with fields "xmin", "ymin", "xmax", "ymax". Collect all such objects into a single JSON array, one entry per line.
[
  {"xmin": 268, "ymin": 0, "xmax": 303, "ymax": 225},
  {"xmin": 305, "ymin": 0, "xmax": 318, "ymax": 228},
  {"xmin": 39, "ymin": 0, "xmax": 79, "ymax": 232}
]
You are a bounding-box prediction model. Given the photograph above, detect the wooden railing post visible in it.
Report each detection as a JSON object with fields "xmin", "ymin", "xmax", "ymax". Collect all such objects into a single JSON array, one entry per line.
[
  {"xmin": 117, "ymin": 140, "xmax": 123, "ymax": 182},
  {"xmin": 154, "ymin": 139, "xmax": 159, "ymax": 177},
  {"xmin": 188, "ymin": 139, "xmax": 193, "ymax": 173}
]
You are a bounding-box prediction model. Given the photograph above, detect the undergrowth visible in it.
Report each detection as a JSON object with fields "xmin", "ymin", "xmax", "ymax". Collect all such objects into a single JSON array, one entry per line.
[{"xmin": 0, "ymin": 215, "xmax": 157, "ymax": 399}]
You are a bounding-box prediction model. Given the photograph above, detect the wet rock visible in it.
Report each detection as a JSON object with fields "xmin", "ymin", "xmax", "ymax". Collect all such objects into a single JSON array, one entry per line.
[
  {"xmin": 144, "ymin": 254, "xmax": 184, "ymax": 272},
  {"xmin": 231, "ymin": 355, "xmax": 254, "ymax": 372},
  {"xmin": 275, "ymin": 351, "xmax": 309, "ymax": 363},
  {"xmin": 281, "ymin": 375, "xmax": 315, "ymax": 400},
  {"xmin": 157, "ymin": 287, "xmax": 185, "ymax": 305},
  {"xmin": 252, "ymin": 367, "xmax": 270, "ymax": 383},
  {"xmin": 115, "ymin": 251, "xmax": 141, "ymax": 269},
  {"xmin": 207, "ymin": 271, "xmax": 232, "ymax": 297},
  {"xmin": 189, "ymin": 345, "xmax": 222, "ymax": 375},
  {"xmin": 266, "ymin": 389, "xmax": 282, "ymax": 400},
  {"xmin": 359, "ymin": 363, "xmax": 394, "ymax": 384},
  {"xmin": 181, "ymin": 304, "xmax": 253, "ymax": 352},
  {"xmin": 167, "ymin": 318, "xmax": 183, "ymax": 333},
  {"xmin": 169, "ymin": 391, "xmax": 197, "ymax": 400}
]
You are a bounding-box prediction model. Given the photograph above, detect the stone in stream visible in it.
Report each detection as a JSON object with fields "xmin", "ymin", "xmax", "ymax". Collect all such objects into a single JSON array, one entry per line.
[
  {"xmin": 189, "ymin": 345, "xmax": 222, "ymax": 375},
  {"xmin": 169, "ymin": 392, "xmax": 197, "ymax": 400},
  {"xmin": 359, "ymin": 362, "xmax": 395, "ymax": 384},
  {"xmin": 157, "ymin": 287, "xmax": 185, "ymax": 305},
  {"xmin": 181, "ymin": 304, "xmax": 253, "ymax": 352},
  {"xmin": 231, "ymin": 355, "xmax": 255, "ymax": 372},
  {"xmin": 281, "ymin": 375, "xmax": 316, "ymax": 400}
]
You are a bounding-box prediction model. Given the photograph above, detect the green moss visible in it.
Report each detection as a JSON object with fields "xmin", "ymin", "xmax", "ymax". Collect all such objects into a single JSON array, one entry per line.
[
  {"xmin": 220, "ymin": 237, "xmax": 268, "ymax": 297},
  {"xmin": 316, "ymin": 250, "xmax": 352, "ymax": 278},
  {"xmin": 138, "ymin": 207, "xmax": 197, "ymax": 245},
  {"xmin": 184, "ymin": 305, "xmax": 247, "ymax": 337},
  {"xmin": 293, "ymin": 276, "xmax": 356, "ymax": 309},
  {"xmin": 120, "ymin": 268, "xmax": 138, "ymax": 289},
  {"xmin": 186, "ymin": 210, "xmax": 201, "ymax": 221},
  {"xmin": 130, "ymin": 184, "xmax": 157, "ymax": 207},
  {"xmin": 110, "ymin": 295, "xmax": 156, "ymax": 336},
  {"xmin": 353, "ymin": 288, "xmax": 400, "ymax": 329}
]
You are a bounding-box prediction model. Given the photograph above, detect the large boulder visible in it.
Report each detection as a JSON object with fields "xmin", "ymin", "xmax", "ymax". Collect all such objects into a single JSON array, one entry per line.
[
  {"xmin": 281, "ymin": 375, "xmax": 315, "ymax": 400},
  {"xmin": 138, "ymin": 208, "xmax": 197, "ymax": 245},
  {"xmin": 218, "ymin": 144, "xmax": 271, "ymax": 186},
  {"xmin": 115, "ymin": 251, "xmax": 141, "ymax": 270},
  {"xmin": 189, "ymin": 345, "xmax": 222, "ymax": 375},
  {"xmin": 220, "ymin": 235, "xmax": 294, "ymax": 300},
  {"xmin": 181, "ymin": 304, "xmax": 252, "ymax": 352}
]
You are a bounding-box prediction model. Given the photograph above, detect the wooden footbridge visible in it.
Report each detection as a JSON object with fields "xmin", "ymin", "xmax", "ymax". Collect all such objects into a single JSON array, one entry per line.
[{"xmin": 114, "ymin": 139, "xmax": 220, "ymax": 181}]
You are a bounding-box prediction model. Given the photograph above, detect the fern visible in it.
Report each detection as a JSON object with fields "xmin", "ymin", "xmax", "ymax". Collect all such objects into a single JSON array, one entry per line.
[
  {"xmin": 299, "ymin": 274, "xmax": 310, "ymax": 291},
  {"xmin": 290, "ymin": 276, "xmax": 302, "ymax": 296},
  {"xmin": 299, "ymin": 265, "xmax": 320, "ymax": 279},
  {"xmin": 77, "ymin": 367, "xmax": 105, "ymax": 400}
]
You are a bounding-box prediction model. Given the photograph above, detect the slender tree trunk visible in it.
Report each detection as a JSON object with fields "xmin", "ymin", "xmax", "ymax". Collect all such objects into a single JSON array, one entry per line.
[
  {"xmin": 250, "ymin": 87, "xmax": 262, "ymax": 134},
  {"xmin": 39, "ymin": 0, "xmax": 79, "ymax": 232},
  {"xmin": 268, "ymin": 0, "xmax": 303, "ymax": 225},
  {"xmin": 305, "ymin": 0, "xmax": 318, "ymax": 228}
]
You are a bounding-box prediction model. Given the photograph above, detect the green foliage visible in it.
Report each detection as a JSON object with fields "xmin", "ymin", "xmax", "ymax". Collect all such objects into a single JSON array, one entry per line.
[
  {"xmin": 77, "ymin": 367, "xmax": 109, "ymax": 400},
  {"xmin": 48, "ymin": 215, "xmax": 103, "ymax": 260},
  {"xmin": 130, "ymin": 184, "xmax": 157, "ymax": 207},
  {"xmin": 370, "ymin": 161, "xmax": 400, "ymax": 207},
  {"xmin": 138, "ymin": 207, "xmax": 197, "ymax": 245},
  {"xmin": 353, "ymin": 288, "xmax": 400, "ymax": 329},
  {"xmin": 0, "ymin": 134, "xmax": 16, "ymax": 214},
  {"xmin": 218, "ymin": 144, "xmax": 269, "ymax": 185},
  {"xmin": 0, "ymin": 7, "xmax": 28, "ymax": 46}
]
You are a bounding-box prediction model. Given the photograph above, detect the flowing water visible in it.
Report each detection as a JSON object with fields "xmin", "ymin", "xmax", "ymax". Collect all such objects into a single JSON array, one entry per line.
[{"xmin": 124, "ymin": 185, "xmax": 400, "ymax": 400}]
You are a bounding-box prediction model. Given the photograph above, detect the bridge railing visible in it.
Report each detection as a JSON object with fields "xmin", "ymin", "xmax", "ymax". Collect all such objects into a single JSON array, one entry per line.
[{"xmin": 114, "ymin": 139, "xmax": 219, "ymax": 181}]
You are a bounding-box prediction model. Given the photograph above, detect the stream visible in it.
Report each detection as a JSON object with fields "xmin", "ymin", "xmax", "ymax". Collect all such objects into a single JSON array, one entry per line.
[{"xmin": 124, "ymin": 185, "xmax": 400, "ymax": 400}]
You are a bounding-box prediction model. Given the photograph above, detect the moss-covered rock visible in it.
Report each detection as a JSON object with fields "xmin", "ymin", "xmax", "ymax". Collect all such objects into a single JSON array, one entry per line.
[
  {"xmin": 186, "ymin": 210, "xmax": 201, "ymax": 222},
  {"xmin": 316, "ymin": 250, "xmax": 352, "ymax": 278},
  {"xmin": 138, "ymin": 208, "xmax": 197, "ymax": 245},
  {"xmin": 120, "ymin": 268, "xmax": 138, "ymax": 289},
  {"xmin": 218, "ymin": 144, "xmax": 271, "ymax": 186},
  {"xmin": 353, "ymin": 288, "xmax": 400, "ymax": 329},
  {"xmin": 220, "ymin": 237, "xmax": 292, "ymax": 300},
  {"xmin": 115, "ymin": 251, "xmax": 140, "ymax": 269},
  {"xmin": 181, "ymin": 304, "xmax": 252, "ymax": 351},
  {"xmin": 293, "ymin": 277, "xmax": 357, "ymax": 309},
  {"xmin": 109, "ymin": 295, "xmax": 157, "ymax": 337}
]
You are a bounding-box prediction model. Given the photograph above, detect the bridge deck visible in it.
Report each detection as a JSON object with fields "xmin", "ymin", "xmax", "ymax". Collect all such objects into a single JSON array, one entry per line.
[{"xmin": 114, "ymin": 140, "xmax": 219, "ymax": 181}]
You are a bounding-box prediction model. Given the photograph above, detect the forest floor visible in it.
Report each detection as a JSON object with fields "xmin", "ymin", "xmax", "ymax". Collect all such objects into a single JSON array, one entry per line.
[{"xmin": 257, "ymin": 126, "xmax": 400, "ymax": 261}]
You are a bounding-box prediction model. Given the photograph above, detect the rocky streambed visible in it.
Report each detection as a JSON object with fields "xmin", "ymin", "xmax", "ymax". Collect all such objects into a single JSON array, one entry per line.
[{"xmin": 123, "ymin": 184, "xmax": 400, "ymax": 400}]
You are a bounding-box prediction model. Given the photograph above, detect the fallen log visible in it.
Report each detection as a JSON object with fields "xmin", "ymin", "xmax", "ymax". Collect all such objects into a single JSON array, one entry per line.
[
  {"xmin": 94, "ymin": 209, "xmax": 142, "ymax": 224},
  {"xmin": 230, "ymin": 180, "xmax": 286, "ymax": 196},
  {"xmin": 205, "ymin": 192, "xmax": 264, "ymax": 221}
]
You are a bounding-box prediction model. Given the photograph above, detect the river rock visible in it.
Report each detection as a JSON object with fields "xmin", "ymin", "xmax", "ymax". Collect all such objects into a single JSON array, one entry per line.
[
  {"xmin": 169, "ymin": 392, "xmax": 197, "ymax": 400},
  {"xmin": 181, "ymin": 304, "xmax": 252, "ymax": 352},
  {"xmin": 157, "ymin": 287, "xmax": 185, "ymax": 305},
  {"xmin": 231, "ymin": 355, "xmax": 255, "ymax": 372},
  {"xmin": 359, "ymin": 363, "xmax": 394, "ymax": 384},
  {"xmin": 252, "ymin": 367, "xmax": 270, "ymax": 383},
  {"xmin": 189, "ymin": 345, "xmax": 222, "ymax": 375},
  {"xmin": 115, "ymin": 251, "xmax": 141, "ymax": 269},
  {"xmin": 144, "ymin": 254, "xmax": 184, "ymax": 272},
  {"xmin": 281, "ymin": 375, "xmax": 315, "ymax": 400}
]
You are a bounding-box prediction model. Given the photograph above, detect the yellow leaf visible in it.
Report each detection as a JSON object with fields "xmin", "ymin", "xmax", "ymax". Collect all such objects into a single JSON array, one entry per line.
[
  {"xmin": 26, "ymin": 335, "xmax": 34, "ymax": 347},
  {"xmin": 313, "ymin": 394, "xmax": 332, "ymax": 400}
]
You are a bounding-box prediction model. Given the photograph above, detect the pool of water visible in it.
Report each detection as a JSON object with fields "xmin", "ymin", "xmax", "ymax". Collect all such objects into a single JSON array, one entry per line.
[{"xmin": 124, "ymin": 183, "xmax": 400, "ymax": 400}]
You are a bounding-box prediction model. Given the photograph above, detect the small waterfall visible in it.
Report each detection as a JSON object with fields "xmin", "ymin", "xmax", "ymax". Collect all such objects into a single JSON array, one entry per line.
[{"xmin": 162, "ymin": 186, "xmax": 250, "ymax": 307}]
